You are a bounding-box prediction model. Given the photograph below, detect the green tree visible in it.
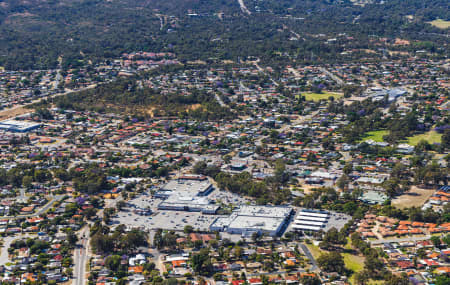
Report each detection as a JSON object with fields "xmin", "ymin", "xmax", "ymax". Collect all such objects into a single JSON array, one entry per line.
[
  {"xmin": 353, "ymin": 270, "xmax": 369, "ymax": 285},
  {"xmin": 299, "ymin": 275, "xmax": 321, "ymax": 285},
  {"xmin": 105, "ymin": 255, "xmax": 121, "ymax": 271},
  {"xmin": 431, "ymin": 236, "xmax": 441, "ymax": 248},
  {"xmin": 343, "ymin": 162, "xmax": 353, "ymax": 175},
  {"xmin": 67, "ymin": 230, "xmax": 78, "ymax": 245},
  {"xmin": 385, "ymin": 273, "xmax": 410, "ymax": 285},
  {"xmin": 336, "ymin": 174, "xmax": 350, "ymax": 190},
  {"xmin": 22, "ymin": 175, "xmax": 33, "ymax": 189},
  {"xmin": 184, "ymin": 225, "xmax": 194, "ymax": 234},
  {"xmin": 191, "ymin": 248, "xmax": 213, "ymax": 276},
  {"xmin": 442, "ymin": 130, "xmax": 450, "ymax": 150},
  {"xmin": 317, "ymin": 252, "xmax": 346, "ymax": 274},
  {"xmin": 435, "ymin": 275, "xmax": 450, "ymax": 285}
]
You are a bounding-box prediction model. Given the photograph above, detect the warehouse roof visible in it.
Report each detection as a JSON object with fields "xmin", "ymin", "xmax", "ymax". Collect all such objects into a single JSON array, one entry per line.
[{"xmin": 236, "ymin": 205, "xmax": 292, "ymax": 219}]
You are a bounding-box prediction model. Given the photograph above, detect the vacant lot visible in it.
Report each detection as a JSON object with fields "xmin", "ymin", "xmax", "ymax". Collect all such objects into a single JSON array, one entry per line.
[
  {"xmin": 299, "ymin": 91, "xmax": 343, "ymax": 102},
  {"xmin": 0, "ymin": 105, "xmax": 30, "ymax": 120},
  {"xmin": 392, "ymin": 186, "xmax": 435, "ymax": 209},
  {"xmin": 407, "ymin": 131, "xmax": 442, "ymax": 146},
  {"xmin": 429, "ymin": 19, "xmax": 450, "ymax": 29}
]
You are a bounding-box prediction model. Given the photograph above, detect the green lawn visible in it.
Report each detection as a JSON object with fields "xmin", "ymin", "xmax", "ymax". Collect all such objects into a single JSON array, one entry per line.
[
  {"xmin": 360, "ymin": 130, "xmax": 442, "ymax": 146},
  {"xmin": 299, "ymin": 91, "xmax": 343, "ymax": 102},
  {"xmin": 428, "ymin": 19, "xmax": 450, "ymax": 29},
  {"xmin": 361, "ymin": 130, "xmax": 389, "ymax": 142},
  {"xmin": 345, "ymin": 254, "xmax": 366, "ymax": 284},
  {"xmin": 406, "ymin": 131, "xmax": 442, "ymax": 146},
  {"xmin": 344, "ymin": 253, "xmax": 364, "ymax": 273},
  {"xmin": 345, "ymin": 237, "xmax": 353, "ymax": 250}
]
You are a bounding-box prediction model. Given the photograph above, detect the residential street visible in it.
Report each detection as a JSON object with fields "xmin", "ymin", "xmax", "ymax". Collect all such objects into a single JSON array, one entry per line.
[
  {"xmin": 0, "ymin": 234, "xmax": 34, "ymax": 266},
  {"xmin": 299, "ymin": 244, "xmax": 319, "ymax": 272},
  {"xmin": 318, "ymin": 67, "xmax": 344, "ymax": 86},
  {"xmin": 3, "ymin": 195, "xmax": 64, "ymax": 220}
]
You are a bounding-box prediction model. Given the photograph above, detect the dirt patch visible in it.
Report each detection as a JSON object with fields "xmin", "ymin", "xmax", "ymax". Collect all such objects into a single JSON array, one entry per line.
[
  {"xmin": 388, "ymin": 50, "xmax": 410, "ymax": 56},
  {"xmin": 186, "ymin": 104, "xmax": 202, "ymax": 111},
  {"xmin": 392, "ymin": 186, "xmax": 435, "ymax": 209},
  {"xmin": 186, "ymin": 60, "xmax": 207, "ymax": 65},
  {"xmin": 362, "ymin": 49, "xmax": 377, "ymax": 54},
  {"xmin": 298, "ymin": 183, "xmax": 322, "ymax": 195},
  {"xmin": 343, "ymin": 96, "xmax": 367, "ymax": 105},
  {"xmin": 147, "ymin": 107, "xmax": 155, "ymax": 117},
  {"xmin": 8, "ymin": 12, "xmax": 35, "ymax": 18},
  {"xmin": 0, "ymin": 106, "xmax": 30, "ymax": 120}
]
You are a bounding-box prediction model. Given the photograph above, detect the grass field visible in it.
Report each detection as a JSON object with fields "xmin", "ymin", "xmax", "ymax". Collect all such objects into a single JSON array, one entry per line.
[
  {"xmin": 361, "ymin": 130, "xmax": 389, "ymax": 142},
  {"xmin": 360, "ymin": 130, "xmax": 442, "ymax": 146},
  {"xmin": 344, "ymin": 253, "xmax": 364, "ymax": 273},
  {"xmin": 306, "ymin": 243, "xmax": 321, "ymax": 259},
  {"xmin": 406, "ymin": 131, "xmax": 442, "ymax": 146},
  {"xmin": 345, "ymin": 253, "xmax": 365, "ymax": 284},
  {"xmin": 345, "ymin": 237, "xmax": 353, "ymax": 250},
  {"xmin": 299, "ymin": 91, "xmax": 343, "ymax": 102},
  {"xmin": 429, "ymin": 19, "xmax": 450, "ymax": 29}
]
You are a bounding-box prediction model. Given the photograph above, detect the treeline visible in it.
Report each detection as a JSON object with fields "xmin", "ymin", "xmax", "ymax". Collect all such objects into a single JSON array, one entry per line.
[
  {"xmin": 90, "ymin": 223, "xmax": 148, "ymax": 254},
  {"xmin": 70, "ymin": 164, "xmax": 111, "ymax": 195},
  {"xmin": 0, "ymin": 161, "xmax": 176, "ymax": 195},
  {"xmin": 0, "ymin": 164, "xmax": 53, "ymax": 188}
]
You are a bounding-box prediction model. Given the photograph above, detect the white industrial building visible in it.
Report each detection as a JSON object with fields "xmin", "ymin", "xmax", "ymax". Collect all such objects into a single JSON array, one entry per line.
[
  {"xmin": 210, "ymin": 205, "xmax": 293, "ymax": 236},
  {"xmin": 154, "ymin": 179, "xmax": 213, "ymax": 198},
  {"xmin": 156, "ymin": 179, "xmax": 218, "ymax": 213},
  {"xmin": 158, "ymin": 194, "xmax": 219, "ymax": 214},
  {"xmin": 292, "ymin": 209, "xmax": 329, "ymax": 232},
  {"xmin": 0, "ymin": 120, "xmax": 41, "ymax": 132}
]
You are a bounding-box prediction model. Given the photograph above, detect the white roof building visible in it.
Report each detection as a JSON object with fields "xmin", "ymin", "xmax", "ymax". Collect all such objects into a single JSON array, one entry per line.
[{"xmin": 210, "ymin": 205, "xmax": 293, "ymax": 236}]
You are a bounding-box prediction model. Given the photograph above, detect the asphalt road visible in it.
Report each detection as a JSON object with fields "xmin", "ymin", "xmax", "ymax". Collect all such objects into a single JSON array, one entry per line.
[
  {"xmin": 0, "ymin": 234, "xmax": 34, "ymax": 266},
  {"xmin": 3, "ymin": 195, "xmax": 64, "ymax": 220},
  {"xmin": 318, "ymin": 67, "xmax": 344, "ymax": 86},
  {"xmin": 73, "ymin": 226, "xmax": 90, "ymax": 285},
  {"xmin": 237, "ymin": 0, "xmax": 251, "ymax": 15},
  {"xmin": 214, "ymin": 93, "xmax": 226, "ymax": 107},
  {"xmin": 299, "ymin": 243, "xmax": 319, "ymax": 271},
  {"xmin": 255, "ymin": 109, "xmax": 319, "ymax": 146},
  {"xmin": 71, "ymin": 195, "xmax": 119, "ymax": 285}
]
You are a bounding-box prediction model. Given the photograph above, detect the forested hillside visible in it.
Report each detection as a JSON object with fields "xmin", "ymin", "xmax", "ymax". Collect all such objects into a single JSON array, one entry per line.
[{"xmin": 0, "ymin": 0, "xmax": 448, "ymax": 70}]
